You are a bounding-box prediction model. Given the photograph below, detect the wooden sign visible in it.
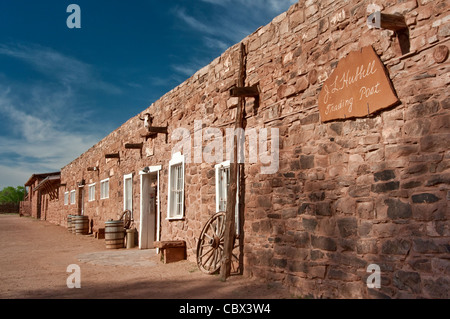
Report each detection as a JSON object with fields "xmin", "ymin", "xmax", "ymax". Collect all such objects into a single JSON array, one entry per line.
[{"xmin": 318, "ymin": 45, "xmax": 399, "ymax": 122}]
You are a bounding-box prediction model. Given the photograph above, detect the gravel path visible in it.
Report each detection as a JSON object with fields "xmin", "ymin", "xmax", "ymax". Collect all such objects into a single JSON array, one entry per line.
[{"xmin": 0, "ymin": 215, "xmax": 292, "ymax": 299}]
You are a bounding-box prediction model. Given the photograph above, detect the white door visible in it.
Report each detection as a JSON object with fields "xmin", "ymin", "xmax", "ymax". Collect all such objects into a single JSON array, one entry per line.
[{"xmin": 139, "ymin": 169, "xmax": 160, "ymax": 249}]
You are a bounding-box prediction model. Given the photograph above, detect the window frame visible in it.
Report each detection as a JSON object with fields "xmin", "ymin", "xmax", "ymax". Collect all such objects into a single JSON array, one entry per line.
[
  {"xmin": 167, "ymin": 152, "xmax": 185, "ymax": 220},
  {"xmin": 88, "ymin": 183, "xmax": 96, "ymax": 202},
  {"xmin": 70, "ymin": 190, "xmax": 76, "ymax": 205},
  {"xmin": 214, "ymin": 160, "xmax": 240, "ymax": 234},
  {"xmin": 123, "ymin": 173, "xmax": 133, "ymax": 217},
  {"xmin": 100, "ymin": 178, "xmax": 110, "ymax": 200},
  {"xmin": 64, "ymin": 191, "xmax": 69, "ymax": 206}
]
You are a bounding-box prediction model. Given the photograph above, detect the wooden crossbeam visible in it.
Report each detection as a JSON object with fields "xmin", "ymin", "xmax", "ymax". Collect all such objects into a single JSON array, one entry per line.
[
  {"xmin": 148, "ymin": 126, "xmax": 168, "ymax": 134},
  {"xmin": 87, "ymin": 167, "xmax": 99, "ymax": 171},
  {"xmin": 105, "ymin": 153, "xmax": 120, "ymax": 159},
  {"xmin": 230, "ymin": 85, "xmax": 259, "ymax": 97},
  {"xmin": 140, "ymin": 132, "xmax": 158, "ymax": 141},
  {"xmin": 367, "ymin": 12, "xmax": 407, "ymax": 31},
  {"xmin": 125, "ymin": 143, "xmax": 144, "ymax": 149}
]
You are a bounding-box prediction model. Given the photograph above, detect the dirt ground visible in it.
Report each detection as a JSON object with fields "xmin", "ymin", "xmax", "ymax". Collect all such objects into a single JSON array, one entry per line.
[{"xmin": 0, "ymin": 215, "xmax": 293, "ymax": 299}]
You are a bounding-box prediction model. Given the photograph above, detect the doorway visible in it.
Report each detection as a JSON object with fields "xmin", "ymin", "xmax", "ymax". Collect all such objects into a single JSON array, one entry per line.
[
  {"xmin": 139, "ymin": 166, "xmax": 161, "ymax": 249},
  {"xmin": 78, "ymin": 185, "xmax": 85, "ymax": 216}
]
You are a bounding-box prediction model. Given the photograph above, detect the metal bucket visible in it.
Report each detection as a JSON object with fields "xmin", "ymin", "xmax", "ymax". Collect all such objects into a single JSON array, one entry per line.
[
  {"xmin": 126, "ymin": 228, "xmax": 136, "ymax": 249},
  {"xmin": 105, "ymin": 220, "xmax": 125, "ymax": 249},
  {"xmin": 73, "ymin": 215, "xmax": 89, "ymax": 235}
]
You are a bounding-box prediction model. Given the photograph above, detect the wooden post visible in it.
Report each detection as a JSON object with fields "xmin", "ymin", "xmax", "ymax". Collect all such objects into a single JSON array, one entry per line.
[{"xmin": 220, "ymin": 42, "xmax": 246, "ymax": 281}]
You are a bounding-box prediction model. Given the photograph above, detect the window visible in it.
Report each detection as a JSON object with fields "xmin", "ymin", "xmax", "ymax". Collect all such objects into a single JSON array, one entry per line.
[
  {"xmin": 215, "ymin": 162, "xmax": 230, "ymax": 212},
  {"xmin": 215, "ymin": 161, "xmax": 240, "ymax": 234},
  {"xmin": 167, "ymin": 152, "xmax": 185, "ymax": 219},
  {"xmin": 70, "ymin": 190, "xmax": 76, "ymax": 205},
  {"xmin": 88, "ymin": 183, "xmax": 95, "ymax": 202},
  {"xmin": 100, "ymin": 178, "xmax": 109, "ymax": 199},
  {"xmin": 64, "ymin": 192, "xmax": 69, "ymax": 205},
  {"xmin": 124, "ymin": 173, "xmax": 133, "ymax": 215}
]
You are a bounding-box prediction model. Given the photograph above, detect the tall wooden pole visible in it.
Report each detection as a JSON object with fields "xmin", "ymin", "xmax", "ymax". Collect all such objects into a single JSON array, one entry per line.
[{"xmin": 220, "ymin": 42, "xmax": 246, "ymax": 281}]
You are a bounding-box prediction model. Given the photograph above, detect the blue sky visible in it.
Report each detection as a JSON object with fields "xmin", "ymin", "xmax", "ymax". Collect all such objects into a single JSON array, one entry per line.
[{"xmin": 0, "ymin": 0, "xmax": 296, "ymax": 189}]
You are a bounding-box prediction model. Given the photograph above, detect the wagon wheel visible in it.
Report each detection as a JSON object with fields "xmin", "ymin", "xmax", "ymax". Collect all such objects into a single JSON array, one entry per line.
[
  {"xmin": 120, "ymin": 209, "xmax": 132, "ymax": 229},
  {"xmin": 196, "ymin": 212, "xmax": 241, "ymax": 275}
]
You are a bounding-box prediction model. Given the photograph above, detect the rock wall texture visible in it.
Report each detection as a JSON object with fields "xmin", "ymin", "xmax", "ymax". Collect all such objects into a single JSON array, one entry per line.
[{"xmin": 42, "ymin": 0, "xmax": 449, "ymax": 298}]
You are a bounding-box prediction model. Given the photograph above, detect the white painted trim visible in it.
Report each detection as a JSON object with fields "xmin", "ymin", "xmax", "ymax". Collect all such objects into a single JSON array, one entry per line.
[
  {"xmin": 88, "ymin": 183, "xmax": 96, "ymax": 202},
  {"xmin": 167, "ymin": 152, "xmax": 185, "ymax": 220},
  {"xmin": 139, "ymin": 165, "xmax": 162, "ymax": 175},
  {"xmin": 70, "ymin": 190, "xmax": 76, "ymax": 205},
  {"xmin": 100, "ymin": 178, "xmax": 110, "ymax": 199},
  {"xmin": 64, "ymin": 191, "xmax": 69, "ymax": 205},
  {"xmin": 214, "ymin": 161, "xmax": 240, "ymax": 234},
  {"xmin": 123, "ymin": 173, "xmax": 133, "ymax": 217}
]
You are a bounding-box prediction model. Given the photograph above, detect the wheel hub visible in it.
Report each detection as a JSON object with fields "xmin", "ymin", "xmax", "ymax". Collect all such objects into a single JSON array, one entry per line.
[{"xmin": 210, "ymin": 235, "xmax": 220, "ymax": 249}]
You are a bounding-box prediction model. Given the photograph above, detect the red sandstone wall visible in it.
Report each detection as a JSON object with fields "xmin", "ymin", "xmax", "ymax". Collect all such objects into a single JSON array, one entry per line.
[{"xmin": 48, "ymin": 0, "xmax": 449, "ymax": 298}]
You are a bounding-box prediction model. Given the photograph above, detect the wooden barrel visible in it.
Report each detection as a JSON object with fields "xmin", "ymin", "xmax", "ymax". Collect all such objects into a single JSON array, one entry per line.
[
  {"xmin": 67, "ymin": 215, "xmax": 74, "ymax": 232},
  {"xmin": 71, "ymin": 216, "xmax": 78, "ymax": 234},
  {"xmin": 73, "ymin": 215, "xmax": 89, "ymax": 235},
  {"xmin": 105, "ymin": 220, "xmax": 125, "ymax": 249}
]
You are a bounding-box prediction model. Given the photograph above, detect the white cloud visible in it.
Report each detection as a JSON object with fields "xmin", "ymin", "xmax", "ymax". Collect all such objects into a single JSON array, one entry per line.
[
  {"xmin": 170, "ymin": 0, "xmax": 296, "ymax": 78},
  {"xmin": 0, "ymin": 43, "xmax": 122, "ymax": 95},
  {"xmin": 173, "ymin": 7, "xmax": 215, "ymax": 35},
  {"xmin": 0, "ymin": 164, "xmax": 35, "ymax": 190},
  {"xmin": 0, "ymin": 83, "xmax": 102, "ymax": 189}
]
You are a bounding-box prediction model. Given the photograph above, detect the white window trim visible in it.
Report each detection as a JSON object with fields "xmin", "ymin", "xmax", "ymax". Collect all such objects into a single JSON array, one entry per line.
[
  {"xmin": 64, "ymin": 191, "xmax": 69, "ymax": 206},
  {"xmin": 215, "ymin": 160, "xmax": 230, "ymax": 213},
  {"xmin": 123, "ymin": 173, "xmax": 133, "ymax": 217},
  {"xmin": 88, "ymin": 183, "xmax": 96, "ymax": 202},
  {"xmin": 70, "ymin": 190, "xmax": 76, "ymax": 205},
  {"xmin": 100, "ymin": 178, "xmax": 110, "ymax": 200},
  {"xmin": 215, "ymin": 160, "xmax": 240, "ymax": 234},
  {"xmin": 167, "ymin": 152, "xmax": 185, "ymax": 220}
]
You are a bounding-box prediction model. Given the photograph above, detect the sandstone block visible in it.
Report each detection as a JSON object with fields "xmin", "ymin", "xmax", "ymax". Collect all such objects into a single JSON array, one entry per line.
[
  {"xmin": 381, "ymin": 239, "xmax": 412, "ymax": 255},
  {"xmin": 420, "ymin": 134, "xmax": 450, "ymax": 152},
  {"xmin": 385, "ymin": 198, "xmax": 412, "ymax": 219},
  {"xmin": 393, "ymin": 270, "xmax": 422, "ymax": 294},
  {"xmin": 411, "ymin": 193, "xmax": 440, "ymax": 203},
  {"xmin": 311, "ymin": 235, "xmax": 337, "ymax": 251},
  {"xmin": 337, "ymin": 217, "xmax": 357, "ymax": 237},
  {"xmin": 423, "ymin": 277, "xmax": 450, "ymax": 298},
  {"xmin": 372, "ymin": 181, "xmax": 400, "ymax": 193},
  {"xmin": 300, "ymin": 155, "xmax": 315, "ymax": 169},
  {"xmin": 374, "ymin": 170, "xmax": 396, "ymax": 182}
]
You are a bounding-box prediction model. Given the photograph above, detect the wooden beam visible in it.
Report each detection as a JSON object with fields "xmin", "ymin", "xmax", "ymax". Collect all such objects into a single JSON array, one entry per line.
[
  {"xmin": 148, "ymin": 126, "xmax": 168, "ymax": 134},
  {"xmin": 125, "ymin": 143, "xmax": 144, "ymax": 149},
  {"xmin": 87, "ymin": 167, "xmax": 99, "ymax": 171},
  {"xmin": 230, "ymin": 85, "xmax": 259, "ymax": 97},
  {"xmin": 220, "ymin": 42, "xmax": 246, "ymax": 281},
  {"xmin": 367, "ymin": 12, "xmax": 407, "ymax": 31},
  {"xmin": 105, "ymin": 153, "xmax": 120, "ymax": 159},
  {"xmin": 140, "ymin": 132, "xmax": 158, "ymax": 142}
]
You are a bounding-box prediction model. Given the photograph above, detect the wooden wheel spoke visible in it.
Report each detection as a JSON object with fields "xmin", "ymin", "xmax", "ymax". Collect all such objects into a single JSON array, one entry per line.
[
  {"xmin": 197, "ymin": 212, "xmax": 235, "ymax": 275},
  {"xmin": 200, "ymin": 247, "xmax": 214, "ymax": 259}
]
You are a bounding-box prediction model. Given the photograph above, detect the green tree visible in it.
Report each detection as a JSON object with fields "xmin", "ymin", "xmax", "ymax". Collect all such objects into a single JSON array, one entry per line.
[{"xmin": 0, "ymin": 186, "xmax": 26, "ymax": 204}]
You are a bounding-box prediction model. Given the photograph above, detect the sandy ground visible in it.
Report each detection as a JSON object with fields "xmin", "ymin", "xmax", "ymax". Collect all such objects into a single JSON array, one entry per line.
[{"xmin": 0, "ymin": 215, "xmax": 293, "ymax": 299}]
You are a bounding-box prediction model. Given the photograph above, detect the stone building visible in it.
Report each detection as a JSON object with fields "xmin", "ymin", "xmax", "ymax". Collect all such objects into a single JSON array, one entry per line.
[
  {"xmin": 23, "ymin": 0, "xmax": 449, "ymax": 298},
  {"xmin": 22, "ymin": 172, "xmax": 60, "ymax": 219}
]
